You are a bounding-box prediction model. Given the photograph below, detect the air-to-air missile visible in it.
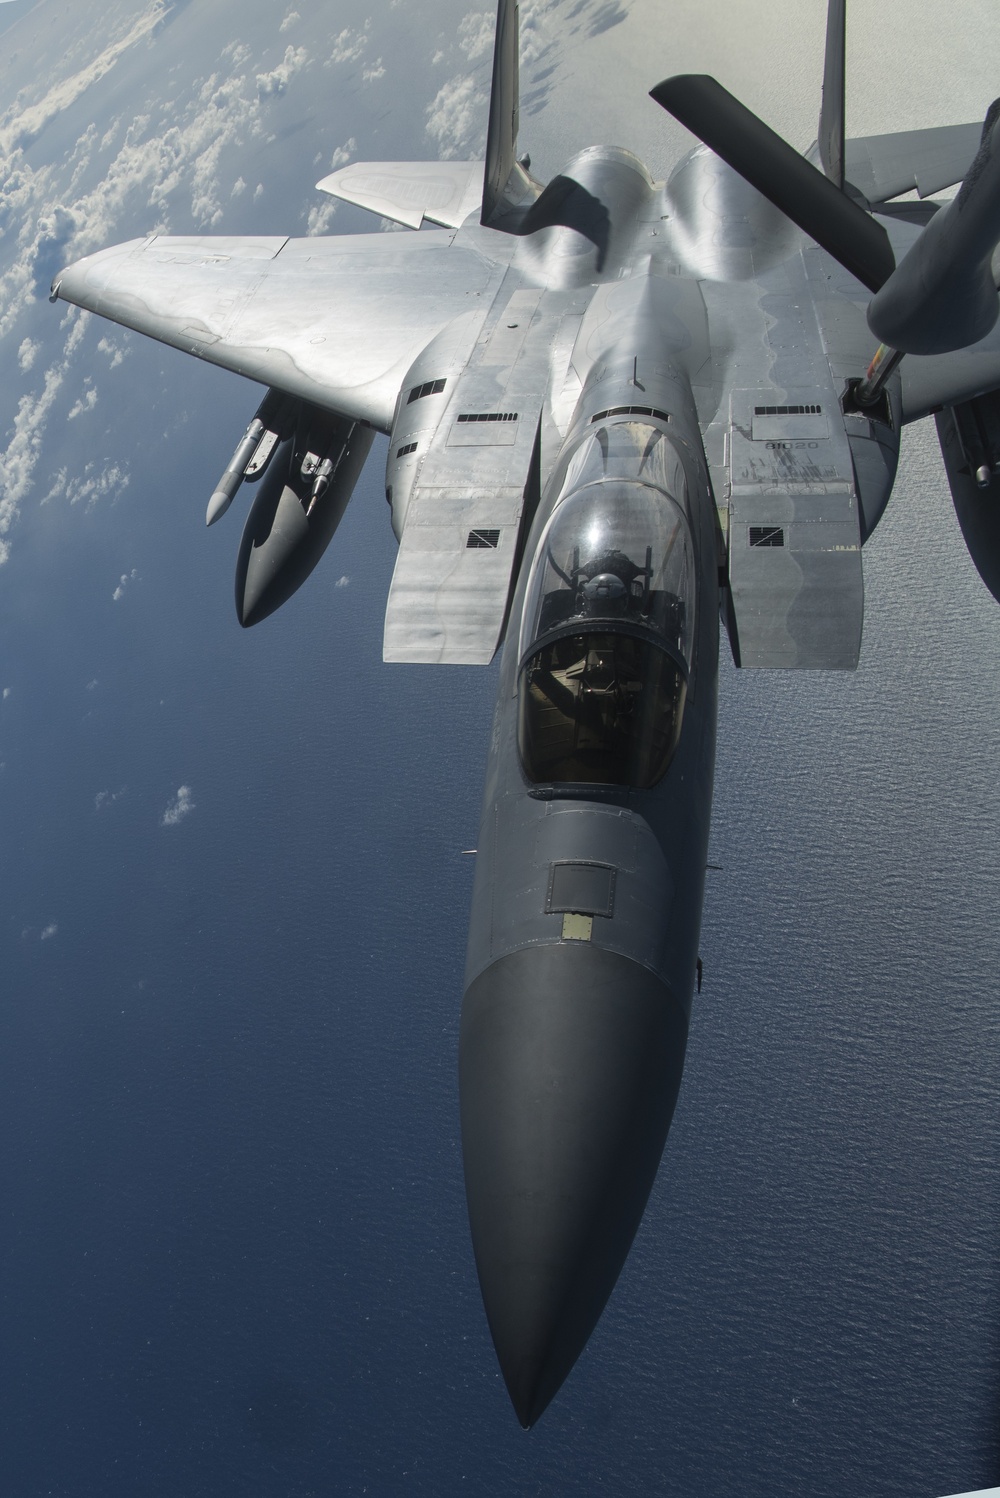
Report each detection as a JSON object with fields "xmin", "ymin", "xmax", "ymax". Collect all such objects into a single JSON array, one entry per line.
[{"xmin": 51, "ymin": 0, "xmax": 1000, "ymax": 1426}]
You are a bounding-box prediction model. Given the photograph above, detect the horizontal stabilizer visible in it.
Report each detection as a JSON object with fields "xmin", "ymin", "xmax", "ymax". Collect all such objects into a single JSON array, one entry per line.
[
  {"xmin": 316, "ymin": 160, "xmax": 484, "ymax": 230},
  {"xmin": 651, "ymin": 74, "xmax": 895, "ymax": 293},
  {"xmin": 845, "ymin": 122, "xmax": 983, "ymax": 203}
]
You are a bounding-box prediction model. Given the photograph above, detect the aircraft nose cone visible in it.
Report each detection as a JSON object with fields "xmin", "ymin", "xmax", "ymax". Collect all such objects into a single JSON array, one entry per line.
[{"xmin": 459, "ymin": 943, "xmax": 688, "ymax": 1427}]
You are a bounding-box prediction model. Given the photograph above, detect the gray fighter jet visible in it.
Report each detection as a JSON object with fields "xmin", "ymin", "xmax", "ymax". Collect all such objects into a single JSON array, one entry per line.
[{"xmin": 51, "ymin": 0, "xmax": 1000, "ymax": 1427}]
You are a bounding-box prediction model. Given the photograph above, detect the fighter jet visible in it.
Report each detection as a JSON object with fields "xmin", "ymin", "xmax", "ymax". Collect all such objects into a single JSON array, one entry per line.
[{"xmin": 51, "ymin": 0, "xmax": 1000, "ymax": 1427}]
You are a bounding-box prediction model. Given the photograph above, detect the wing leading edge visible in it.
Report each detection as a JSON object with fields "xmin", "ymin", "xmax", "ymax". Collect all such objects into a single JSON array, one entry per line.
[{"xmin": 53, "ymin": 230, "xmax": 509, "ymax": 431}]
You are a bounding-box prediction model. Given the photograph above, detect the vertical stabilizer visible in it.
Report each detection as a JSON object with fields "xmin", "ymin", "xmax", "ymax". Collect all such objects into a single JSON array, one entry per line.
[
  {"xmin": 482, "ymin": 0, "xmax": 539, "ymax": 227},
  {"xmin": 819, "ymin": 0, "xmax": 846, "ymax": 188}
]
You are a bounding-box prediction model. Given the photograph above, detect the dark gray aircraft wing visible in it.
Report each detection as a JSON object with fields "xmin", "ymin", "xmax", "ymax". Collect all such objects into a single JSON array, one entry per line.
[
  {"xmin": 52, "ymin": 230, "xmax": 508, "ymax": 432},
  {"xmin": 846, "ymin": 122, "xmax": 984, "ymax": 203}
]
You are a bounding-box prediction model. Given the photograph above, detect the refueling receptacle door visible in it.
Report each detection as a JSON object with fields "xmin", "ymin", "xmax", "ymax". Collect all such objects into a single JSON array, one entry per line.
[{"xmin": 726, "ymin": 388, "xmax": 863, "ymax": 669}]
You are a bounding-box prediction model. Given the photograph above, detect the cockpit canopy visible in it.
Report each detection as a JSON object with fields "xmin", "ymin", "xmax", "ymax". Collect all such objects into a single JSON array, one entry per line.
[
  {"xmin": 519, "ymin": 480, "xmax": 695, "ymax": 665},
  {"xmin": 518, "ymin": 480, "xmax": 696, "ymax": 789}
]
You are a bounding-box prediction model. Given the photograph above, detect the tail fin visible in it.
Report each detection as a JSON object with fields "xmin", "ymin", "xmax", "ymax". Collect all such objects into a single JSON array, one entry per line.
[
  {"xmin": 482, "ymin": 0, "xmax": 539, "ymax": 227},
  {"xmin": 818, "ymin": 0, "xmax": 846, "ymax": 188}
]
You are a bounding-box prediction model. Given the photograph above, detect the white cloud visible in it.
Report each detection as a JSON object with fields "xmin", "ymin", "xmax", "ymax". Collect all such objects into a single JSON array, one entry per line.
[
  {"xmin": 67, "ymin": 382, "xmax": 98, "ymax": 420},
  {"xmin": 99, "ymin": 117, "xmax": 122, "ymax": 153},
  {"xmin": 256, "ymin": 44, "xmax": 309, "ymax": 98},
  {"xmin": 327, "ymin": 26, "xmax": 367, "ymax": 65},
  {"xmin": 86, "ymin": 679, "xmax": 98, "ymax": 691},
  {"xmin": 0, "ymin": 1, "xmax": 170, "ymax": 157},
  {"xmin": 96, "ymin": 335, "xmax": 126, "ymax": 369},
  {"xmin": 231, "ymin": 175, "xmax": 246, "ymax": 197},
  {"xmin": 161, "ymin": 785, "xmax": 194, "ymax": 827},
  {"xmin": 426, "ymin": 74, "xmax": 487, "ymax": 157},
  {"xmin": 279, "ymin": 10, "xmax": 300, "ymax": 31},
  {"xmin": 0, "ymin": 27, "xmax": 331, "ymax": 551},
  {"xmin": 222, "ymin": 41, "xmax": 251, "ymax": 67},
  {"xmin": 362, "ymin": 58, "xmax": 385, "ymax": 83},
  {"xmin": 329, "ymin": 137, "xmax": 355, "ymax": 170},
  {"xmin": 2, "ymin": 686, "xmax": 9, "ymax": 699},
  {"xmin": 63, "ymin": 306, "xmax": 89, "ymax": 356},
  {"xmin": 94, "ymin": 786, "xmax": 126, "ymax": 811},
  {"xmin": 458, "ymin": 11, "xmax": 494, "ymax": 60},
  {"xmin": 334, "ymin": 575, "xmax": 350, "ymax": 588},
  {"xmin": 112, "ymin": 567, "xmax": 138, "ymax": 601},
  {"xmin": 75, "ymin": 463, "xmax": 129, "ymax": 507},
  {"xmin": 0, "ymin": 360, "xmax": 72, "ymax": 563},
  {"xmin": 517, "ymin": 0, "xmax": 549, "ymax": 66},
  {"xmin": 253, "ymin": 182, "xmax": 264, "ymax": 201},
  {"xmin": 42, "ymin": 461, "xmax": 129, "ymax": 510},
  {"xmin": 40, "ymin": 924, "xmax": 58, "ymax": 941},
  {"xmin": 306, "ymin": 199, "xmax": 336, "ymax": 236}
]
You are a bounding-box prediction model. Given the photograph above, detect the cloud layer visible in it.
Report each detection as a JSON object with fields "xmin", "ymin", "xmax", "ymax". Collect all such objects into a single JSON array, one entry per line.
[{"xmin": 161, "ymin": 785, "xmax": 194, "ymax": 826}]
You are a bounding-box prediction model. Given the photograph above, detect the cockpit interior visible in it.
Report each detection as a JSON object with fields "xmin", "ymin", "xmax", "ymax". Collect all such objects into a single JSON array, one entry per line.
[{"xmin": 518, "ymin": 470, "xmax": 696, "ymax": 788}]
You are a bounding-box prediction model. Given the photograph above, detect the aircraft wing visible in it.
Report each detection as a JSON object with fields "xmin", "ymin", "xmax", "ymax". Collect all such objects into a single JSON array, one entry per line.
[
  {"xmin": 846, "ymin": 121, "xmax": 983, "ymax": 203},
  {"xmin": 53, "ymin": 231, "xmax": 508, "ymax": 432}
]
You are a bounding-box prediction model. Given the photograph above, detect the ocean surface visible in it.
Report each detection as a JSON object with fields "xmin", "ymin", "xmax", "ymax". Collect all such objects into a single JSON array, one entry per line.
[
  {"xmin": 3, "ymin": 404, "xmax": 1000, "ymax": 1498},
  {"xmin": 0, "ymin": 1, "xmax": 999, "ymax": 1494}
]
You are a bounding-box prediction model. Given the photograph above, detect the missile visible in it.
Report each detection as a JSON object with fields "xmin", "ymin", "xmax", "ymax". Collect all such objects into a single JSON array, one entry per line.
[
  {"xmin": 205, "ymin": 390, "xmax": 290, "ymax": 526},
  {"xmin": 867, "ymin": 100, "xmax": 1000, "ymax": 355},
  {"xmin": 206, "ymin": 420, "xmax": 265, "ymax": 525},
  {"xmin": 235, "ymin": 407, "xmax": 374, "ymax": 626}
]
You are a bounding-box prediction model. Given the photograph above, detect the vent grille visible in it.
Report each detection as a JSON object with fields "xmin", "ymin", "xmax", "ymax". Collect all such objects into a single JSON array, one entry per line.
[
  {"xmin": 407, "ymin": 378, "xmax": 446, "ymax": 404},
  {"xmin": 395, "ymin": 441, "xmax": 417, "ymax": 458},
  {"xmin": 456, "ymin": 412, "xmax": 518, "ymax": 424},
  {"xmin": 467, "ymin": 528, "xmax": 500, "ymax": 549},
  {"xmin": 749, "ymin": 526, "xmax": 785, "ymax": 548},
  {"xmin": 754, "ymin": 404, "xmax": 821, "ymax": 416},
  {"xmin": 591, "ymin": 405, "xmax": 671, "ymax": 423}
]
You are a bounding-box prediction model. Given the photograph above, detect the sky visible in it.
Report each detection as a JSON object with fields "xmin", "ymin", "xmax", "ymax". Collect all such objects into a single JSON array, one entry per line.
[{"xmin": 1, "ymin": 2, "xmax": 1000, "ymax": 1496}]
